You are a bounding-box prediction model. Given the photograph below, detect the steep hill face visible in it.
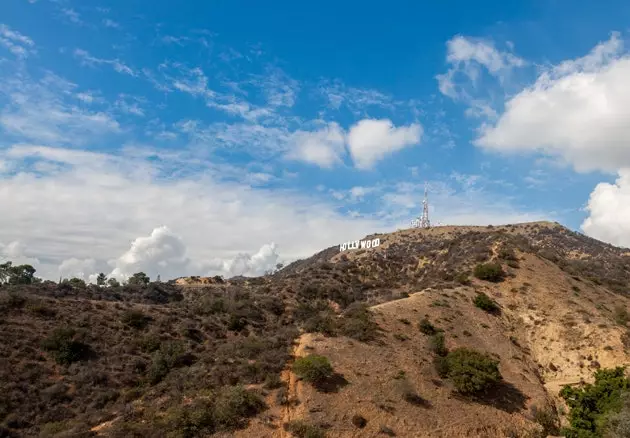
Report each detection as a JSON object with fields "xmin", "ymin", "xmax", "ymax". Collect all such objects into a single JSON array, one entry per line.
[{"xmin": 1, "ymin": 221, "xmax": 630, "ymax": 437}]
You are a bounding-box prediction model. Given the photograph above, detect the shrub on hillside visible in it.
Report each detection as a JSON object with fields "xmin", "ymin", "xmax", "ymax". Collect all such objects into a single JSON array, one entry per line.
[
  {"xmin": 473, "ymin": 292, "xmax": 500, "ymax": 314},
  {"xmin": 419, "ymin": 318, "xmax": 437, "ymax": 335},
  {"xmin": 147, "ymin": 341, "xmax": 186, "ymax": 384},
  {"xmin": 121, "ymin": 309, "xmax": 151, "ymax": 329},
  {"xmin": 284, "ymin": 420, "xmax": 326, "ymax": 438},
  {"xmin": 473, "ymin": 263, "xmax": 505, "ymax": 282},
  {"xmin": 615, "ymin": 306, "xmax": 630, "ymax": 326},
  {"xmin": 560, "ymin": 367, "xmax": 630, "ymax": 437},
  {"xmin": 213, "ymin": 385, "xmax": 266, "ymax": 430},
  {"xmin": 292, "ymin": 355, "xmax": 333, "ymax": 384},
  {"xmin": 443, "ymin": 348, "xmax": 502, "ymax": 394},
  {"xmin": 429, "ymin": 332, "xmax": 447, "ymax": 356},
  {"xmin": 339, "ymin": 303, "xmax": 379, "ymax": 342},
  {"xmin": 40, "ymin": 327, "xmax": 91, "ymax": 365}
]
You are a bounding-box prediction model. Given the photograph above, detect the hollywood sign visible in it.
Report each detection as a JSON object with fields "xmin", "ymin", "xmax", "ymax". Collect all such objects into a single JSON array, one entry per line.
[{"xmin": 339, "ymin": 238, "xmax": 381, "ymax": 252}]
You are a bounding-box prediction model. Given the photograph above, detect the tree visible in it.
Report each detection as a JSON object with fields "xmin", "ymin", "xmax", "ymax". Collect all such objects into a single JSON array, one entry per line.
[
  {"xmin": 96, "ymin": 273, "xmax": 107, "ymax": 286},
  {"xmin": 128, "ymin": 272, "xmax": 150, "ymax": 286},
  {"xmin": 1, "ymin": 263, "xmax": 37, "ymax": 285},
  {"xmin": 0, "ymin": 261, "xmax": 11, "ymax": 283},
  {"xmin": 63, "ymin": 277, "xmax": 86, "ymax": 288},
  {"xmin": 107, "ymin": 277, "xmax": 120, "ymax": 288}
]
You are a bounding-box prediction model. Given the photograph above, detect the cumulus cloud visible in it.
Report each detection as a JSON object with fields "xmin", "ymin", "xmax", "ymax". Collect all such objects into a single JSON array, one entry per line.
[
  {"xmin": 0, "ymin": 240, "xmax": 40, "ymax": 268},
  {"xmin": 466, "ymin": 31, "xmax": 630, "ymax": 248},
  {"xmin": 475, "ymin": 32, "xmax": 630, "ymax": 173},
  {"xmin": 347, "ymin": 119, "xmax": 422, "ymax": 170},
  {"xmin": 286, "ymin": 122, "xmax": 345, "ymax": 168},
  {"xmin": 0, "ymin": 145, "xmax": 387, "ymax": 281},
  {"xmin": 107, "ymin": 226, "xmax": 191, "ymax": 281},
  {"xmin": 0, "ymin": 24, "xmax": 35, "ymax": 58},
  {"xmin": 59, "ymin": 257, "xmax": 97, "ymax": 281},
  {"xmin": 209, "ymin": 243, "xmax": 281, "ymax": 277},
  {"xmin": 581, "ymin": 170, "xmax": 630, "ymax": 248}
]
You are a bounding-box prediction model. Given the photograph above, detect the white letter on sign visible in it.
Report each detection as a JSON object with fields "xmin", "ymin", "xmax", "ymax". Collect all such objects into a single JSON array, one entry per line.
[
  {"xmin": 372, "ymin": 238, "xmax": 380, "ymax": 247},
  {"xmin": 360, "ymin": 240, "xmax": 366, "ymax": 249}
]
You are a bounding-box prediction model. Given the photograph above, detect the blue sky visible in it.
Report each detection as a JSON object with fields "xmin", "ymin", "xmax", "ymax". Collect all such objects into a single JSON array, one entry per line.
[{"xmin": 1, "ymin": 0, "xmax": 630, "ymax": 281}]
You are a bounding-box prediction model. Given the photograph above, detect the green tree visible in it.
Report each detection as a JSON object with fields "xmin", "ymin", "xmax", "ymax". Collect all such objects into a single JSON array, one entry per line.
[
  {"xmin": 0, "ymin": 261, "xmax": 11, "ymax": 283},
  {"xmin": 96, "ymin": 273, "xmax": 107, "ymax": 286},
  {"xmin": 2, "ymin": 263, "xmax": 37, "ymax": 285},
  {"xmin": 560, "ymin": 367, "xmax": 630, "ymax": 437},
  {"xmin": 107, "ymin": 277, "xmax": 120, "ymax": 288},
  {"xmin": 128, "ymin": 272, "xmax": 150, "ymax": 286},
  {"xmin": 62, "ymin": 277, "xmax": 86, "ymax": 288}
]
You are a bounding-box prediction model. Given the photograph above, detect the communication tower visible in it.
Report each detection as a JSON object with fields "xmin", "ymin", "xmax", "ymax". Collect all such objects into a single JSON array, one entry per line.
[{"xmin": 411, "ymin": 183, "xmax": 431, "ymax": 229}]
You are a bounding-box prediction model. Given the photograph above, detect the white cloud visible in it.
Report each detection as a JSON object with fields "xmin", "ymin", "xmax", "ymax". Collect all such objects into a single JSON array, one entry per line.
[
  {"xmin": 463, "ymin": 31, "xmax": 630, "ymax": 248},
  {"xmin": 61, "ymin": 8, "xmax": 83, "ymax": 25},
  {"xmin": 102, "ymin": 19, "xmax": 120, "ymax": 29},
  {"xmin": 0, "ymin": 145, "xmax": 387, "ymax": 281},
  {"xmin": 59, "ymin": 257, "xmax": 97, "ymax": 281},
  {"xmin": 0, "ymin": 240, "xmax": 40, "ymax": 269},
  {"xmin": 581, "ymin": 170, "xmax": 630, "ymax": 248},
  {"xmin": 475, "ymin": 32, "xmax": 630, "ymax": 174},
  {"xmin": 74, "ymin": 48, "xmax": 136, "ymax": 76},
  {"xmin": 0, "ymin": 24, "xmax": 36, "ymax": 58},
  {"xmin": 107, "ymin": 226, "xmax": 191, "ymax": 281},
  {"xmin": 286, "ymin": 122, "xmax": 345, "ymax": 168},
  {"xmin": 0, "ymin": 72, "xmax": 120, "ymax": 145},
  {"xmin": 317, "ymin": 79, "xmax": 396, "ymax": 114},
  {"xmin": 347, "ymin": 119, "xmax": 422, "ymax": 170},
  {"xmin": 437, "ymin": 35, "xmax": 525, "ymax": 100},
  {"xmin": 115, "ymin": 94, "xmax": 145, "ymax": 116},
  {"xmin": 210, "ymin": 242, "xmax": 281, "ymax": 277}
]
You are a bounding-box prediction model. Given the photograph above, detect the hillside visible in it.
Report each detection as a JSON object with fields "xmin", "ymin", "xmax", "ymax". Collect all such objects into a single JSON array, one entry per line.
[{"xmin": 1, "ymin": 221, "xmax": 630, "ymax": 437}]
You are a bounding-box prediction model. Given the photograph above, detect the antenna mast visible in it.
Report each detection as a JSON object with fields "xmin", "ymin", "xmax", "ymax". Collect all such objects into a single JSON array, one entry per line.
[
  {"xmin": 411, "ymin": 182, "xmax": 431, "ymax": 229},
  {"xmin": 420, "ymin": 183, "xmax": 431, "ymax": 228}
]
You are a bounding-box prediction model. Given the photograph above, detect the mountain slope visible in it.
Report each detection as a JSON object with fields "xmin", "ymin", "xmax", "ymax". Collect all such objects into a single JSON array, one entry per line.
[{"xmin": 1, "ymin": 221, "xmax": 630, "ymax": 437}]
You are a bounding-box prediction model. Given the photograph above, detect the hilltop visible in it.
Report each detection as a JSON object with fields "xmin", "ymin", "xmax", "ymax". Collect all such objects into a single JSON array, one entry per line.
[{"xmin": 1, "ymin": 221, "xmax": 630, "ymax": 437}]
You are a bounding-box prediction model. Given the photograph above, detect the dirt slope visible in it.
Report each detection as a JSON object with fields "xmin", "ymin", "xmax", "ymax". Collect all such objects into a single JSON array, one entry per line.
[{"xmin": 247, "ymin": 230, "xmax": 630, "ymax": 437}]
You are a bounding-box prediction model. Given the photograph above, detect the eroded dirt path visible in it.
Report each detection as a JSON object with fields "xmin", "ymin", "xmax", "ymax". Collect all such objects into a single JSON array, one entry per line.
[{"xmin": 278, "ymin": 332, "xmax": 313, "ymax": 437}]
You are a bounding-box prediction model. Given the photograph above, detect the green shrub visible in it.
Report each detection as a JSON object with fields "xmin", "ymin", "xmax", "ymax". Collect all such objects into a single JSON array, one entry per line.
[
  {"xmin": 147, "ymin": 341, "xmax": 186, "ymax": 384},
  {"xmin": 284, "ymin": 420, "xmax": 326, "ymax": 438},
  {"xmin": 560, "ymin": 367, "xmax": 630, "ymax": 437},
  {"xmin": 139, "ymin": 334, "xmax": 161, "ymax": 353},
  {"xmin": 40, "ymin": 327, "xmax": 91, "ymax": 365},
  {"xmin": 339, "ymin": 303, "xmax": 379, "ymax": 342},
  {"xmin": 473, "ymin": 292, "xmax": 500, "ymax": 314},
  {"xmin": 615, "ymin": 306, "xmax": 630, "ymax": 326},
  {"xmin": 473, "ymin": 263, "xmax": 505, "ymax": 282},
  {"xmin": 121, "ymin": 310, "xmax": 151, "ymax": 329},
  {"xmin": 419, "ymin": 318, "xmax": 437, "ymax": 335},
  {"xmin": 292, "ymin": 355, "xmax": 333, "ymax": 383},
  {"xmin": 213, "ymin": 385, "xmax": 266, "ymax": 430},
  {"xmin": 604, "ymin": 393, "xmax": 630, "ymax": 438},
  {"xmin": 303, "ymin": 311, "xmax": 337, "ymax": 336},
  {"xmin": 429, "ymin": 332, "xmax": 447, "ymax": 356},
  {"xmin": 456, "ymin": 272, "xmax": 471, "ymax": 285},
  {"xmin": 444, "ymin": 348, "xmax": 502, "ymax": 394},
  {"xmin": 433, "ymin": 356, "xmax": 449, "ymax": 378}
]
